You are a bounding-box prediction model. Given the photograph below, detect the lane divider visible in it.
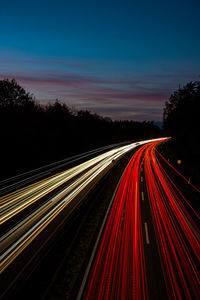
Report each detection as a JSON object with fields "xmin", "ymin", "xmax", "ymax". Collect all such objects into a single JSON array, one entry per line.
[
  {"xmin": 144, "ymin": 222, "xmax": 150, "ymax": 244},
  {"xmin": 141, "ymin": 192, "xmax": 144, "ymax": 201}
]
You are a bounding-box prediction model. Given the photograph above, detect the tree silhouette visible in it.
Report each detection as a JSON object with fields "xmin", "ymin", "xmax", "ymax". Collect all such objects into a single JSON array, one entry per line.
[
  {"xmin": 0, "ymin": 78, "xmax": 161, "ymax": 180},
  {"xmin": 163, "ymin": 81, "xmax": 200, "ymax": 164},
  {"xmin": 0, "ymin": 78, "xmax": 35, "ymax": 108}
]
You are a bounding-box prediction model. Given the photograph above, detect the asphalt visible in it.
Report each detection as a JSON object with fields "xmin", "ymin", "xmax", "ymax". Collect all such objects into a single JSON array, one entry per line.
[
  {"xmin": 139, "ymin": 162, "xmax": 168, "ymax": 300},
  {"xmin": 78, "ymin": 141, "xmax": 200, "ymax": 300},
  {"xmin": 2, "ymin": 140, "xmax": 199, "ymax": 300},
  {"xmin": 0, "ymin": 147, "xmax": 137, "ymax": 300}
]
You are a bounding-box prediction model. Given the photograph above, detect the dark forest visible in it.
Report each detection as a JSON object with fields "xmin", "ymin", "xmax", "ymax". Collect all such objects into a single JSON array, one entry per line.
[{"xmin": 0, "ymin": 79, "xmax": 161, "ymax": 179}]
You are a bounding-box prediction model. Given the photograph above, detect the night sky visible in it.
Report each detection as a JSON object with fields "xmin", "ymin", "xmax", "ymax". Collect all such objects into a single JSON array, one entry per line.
[{"xmin": 0, "ymin": 0, "xmax": 200, "ymax": 122}]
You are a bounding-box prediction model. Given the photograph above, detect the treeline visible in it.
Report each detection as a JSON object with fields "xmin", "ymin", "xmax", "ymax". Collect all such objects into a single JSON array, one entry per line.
[
  {"xmin": 163, "ymin": 81, "xmax": 200, "ymax": 170},
  {"xmin": 0, "ymin": 79, "xmax": 161, "ymax": 179}
]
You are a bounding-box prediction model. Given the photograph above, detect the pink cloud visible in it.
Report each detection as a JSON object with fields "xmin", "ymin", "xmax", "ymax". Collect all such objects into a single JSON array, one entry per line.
[{"xmin": 0, "ymin": 71, "xmax": 170, "ymax": 121}]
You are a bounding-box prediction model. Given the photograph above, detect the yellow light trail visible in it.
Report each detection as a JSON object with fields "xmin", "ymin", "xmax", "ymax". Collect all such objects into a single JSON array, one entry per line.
[{"xmin": 0, "ymin": 138, "xmax": 168, "ymax": 274}]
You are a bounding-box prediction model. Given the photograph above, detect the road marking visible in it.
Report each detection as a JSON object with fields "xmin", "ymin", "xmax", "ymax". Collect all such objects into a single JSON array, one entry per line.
[
  {"xmin": 141, "ymin": 176, "xmax": 143, "ymax": 182},
  {"xmin": 144, "ymin": 222, "xmax": 150, "ymax": 244},
  {"xmin": 141, "ymin": 167, "xmax": 143, "ymax": 172},
  {"xmin": 141, "ymin": 191, "xmax": 144, "ymax": 201}
]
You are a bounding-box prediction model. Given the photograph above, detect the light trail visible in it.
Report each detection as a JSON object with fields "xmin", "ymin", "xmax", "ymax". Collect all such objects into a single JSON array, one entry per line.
[
  {"xmin": 144, "ymin": 142, "xmax": 200, "ymax": 299},
  {"xmin": 0, "ymin": 151, "xmax": 118, "ymax": 224},
  {"xmin": 0, "ymin": 143, "xmax": 123, "ymax": 195},
  {"xmin": 0, "ymin": 138, "xmax": 165, "ymax": 274},
  {"xmin": 83, "ymin": 143, "xmax": 152, "ymax": 300},
  {"xmin": 83, "ymin": 138, "xmax": 200, "ymax": 300},
  {"xmin": 1, "ymin": 144, "xmax": 148, "ymax": 224}
]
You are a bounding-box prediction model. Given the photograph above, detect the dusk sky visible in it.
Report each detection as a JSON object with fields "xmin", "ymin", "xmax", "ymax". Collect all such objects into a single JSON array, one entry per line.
[{"xmin": 0, "ymin": 0, "xmax": 200, "ymax": 122}]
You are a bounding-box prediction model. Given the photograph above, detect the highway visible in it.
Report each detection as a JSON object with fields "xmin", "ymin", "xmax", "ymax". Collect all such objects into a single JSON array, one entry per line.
[
  {"xmin": 0, "ymin": 143, "xmax": 126, "ymax": 195},
  {"xmin": 80, "ymin": 139, "xmax": 200, "ymax": 300},
  {"xmin": 0, "ymin": 138, "xmax": 165, "ymax": 299}
]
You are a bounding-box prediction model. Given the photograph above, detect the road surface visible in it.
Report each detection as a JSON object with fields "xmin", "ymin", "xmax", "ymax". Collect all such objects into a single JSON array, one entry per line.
[
  {"xmin": 81, "ymin": 139, "xmax": 200, "ymax": 300},
  {"xmin": 0, "ymin": 138, "xmax": 165, "ymax": 299}
]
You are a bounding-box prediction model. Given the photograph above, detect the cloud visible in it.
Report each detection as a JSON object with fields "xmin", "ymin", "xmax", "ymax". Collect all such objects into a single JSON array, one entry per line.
[
  {"xmin": 0, "ymin": 71, "xmax": 170, "ymax": 121},
  {"xmin": 1, "ymin": 55, "xmax": 199, "ymax": 121}
]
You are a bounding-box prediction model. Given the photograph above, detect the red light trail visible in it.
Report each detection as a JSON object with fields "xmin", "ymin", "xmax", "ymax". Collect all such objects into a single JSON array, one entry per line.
[
  {"xmin": 83, "ymin": 139, "xmax": 200, "ymax": 300},
  {"xmin": 144, "ymin": 142, "xmax": 200, "ymax": 299},
  {"xmin": 84, "ymin": 143, "xmax": 150, "ymax": 300}
]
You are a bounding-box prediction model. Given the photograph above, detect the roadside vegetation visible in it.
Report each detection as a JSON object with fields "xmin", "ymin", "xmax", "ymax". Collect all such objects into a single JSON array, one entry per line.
[
  {"xmin": 163, "ymin": 81, "xmax": 200, "ymax": 187},
  {"xmin": 0, "ymin": 78, "xmax": 161, "ymax": 180}
]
